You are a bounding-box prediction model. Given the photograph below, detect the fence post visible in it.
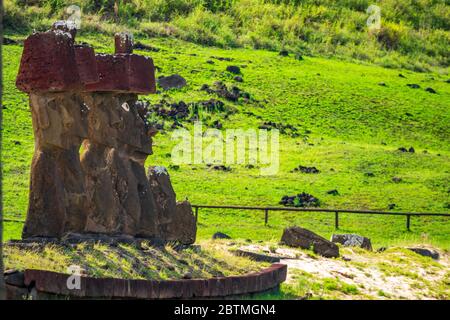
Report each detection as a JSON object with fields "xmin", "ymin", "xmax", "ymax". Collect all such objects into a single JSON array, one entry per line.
[
  {"xmin": 335, "ymin": 212, "xmax": 339, "ymax": 230},
  {"xmin": 406, "ymin": 214, "xmax": 411, "ymax": 231},
  {"xmin": 264, "ymin": 209, "xmax": 269, "ymax": 226},
  {"xmin": 195, "ymin": 206, "xmax": 199, "ymax": 224}
]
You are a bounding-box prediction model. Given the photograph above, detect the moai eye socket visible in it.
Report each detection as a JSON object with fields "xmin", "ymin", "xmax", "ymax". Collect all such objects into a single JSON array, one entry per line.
[{"xmin": 121, "ymin": 102, "xmax": 130, "ymax": 112}]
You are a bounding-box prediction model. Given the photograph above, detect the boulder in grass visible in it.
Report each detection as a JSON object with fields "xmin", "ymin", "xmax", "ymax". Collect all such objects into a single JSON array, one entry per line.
[
  {"xmin": 281, "ymin": 226, "xmax": 339, "ymax": 258},
  {"xmin": 213, "ymin": 232, "xmax": 232, "ymax": 240},
  {"xmin": 158, "ymin": 74, "xmax": 187, "ymax": 90},
  {"xmin": 226, "ymin": 65, "xmax": 241, "ymax": 74},
  {"xmin": 408, "ymin": 247, "xmax": 439, "ymax": 260},
  {"xmin": 331, "ymin": 234, "xmax": 373, "ymax": 251}
]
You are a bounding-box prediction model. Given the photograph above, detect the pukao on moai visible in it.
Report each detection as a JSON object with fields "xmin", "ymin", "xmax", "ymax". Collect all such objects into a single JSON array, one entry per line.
[{"xmin": 16, "ymin": 23, "xmax": 196, "ymax": 244}]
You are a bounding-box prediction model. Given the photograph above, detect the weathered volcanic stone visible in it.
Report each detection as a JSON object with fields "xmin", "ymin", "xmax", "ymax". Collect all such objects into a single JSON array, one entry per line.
[
  {"xmin": 331, "ymin": 234, "xmax": 372, "ymax": 251},
  {"xmin": 147, "ymin": 166, "xmax": 177, "ymax": 232},
  {"xmin": 23, "ymin": 93, "xmax": 88, "ymax": 238},
  {"xmin": 172, "ymin": 201, "xmax": 197, "ymax": 244},
  {"xmin": 147, "ymin": 166, "xmax": 196, "ymax": 243},
  {"xmin": 17, "ymin": 27, "xmax": 195, "ymax": 243},
  {"xmin": 16, "ymin": 30, "xmax": 81, "ymax": 93},
  {"xmin": 115, "ymin": 32, "xmax": 133, "ymax": 54},
  {"xmin": 74, "ymin": 44, "xmax": 99, "ymax": 85},
  {"xmin": 281, "ymin": 226, "xmax": 339, "ymax": 258},
  {"xmin": 408, "ymin": 247, "xmax": 439, "ymax": 260},
  {"xmin": 85, "ymin": 54, "xmax": 156, "ymax": 94},
  {"xmin": 157, "ymin": 74, "xmax": 187, "ymax": 90},
  {"xmin": 81, "ymin": 93, "xmax": 159, "ymax": 237}
]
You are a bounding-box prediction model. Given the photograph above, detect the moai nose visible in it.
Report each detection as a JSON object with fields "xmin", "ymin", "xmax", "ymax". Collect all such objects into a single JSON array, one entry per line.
[{"xmin": 115, "ymin": 32, "xmax": 134, "ymax": 54}]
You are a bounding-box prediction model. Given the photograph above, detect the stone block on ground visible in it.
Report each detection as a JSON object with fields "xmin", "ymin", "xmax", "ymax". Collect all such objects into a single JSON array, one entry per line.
[
  {"xmin": 280, "ymin": 226, "xmax": 339, "ymax": 258},
  {"xmin": 408, "ymin": 247, "xmax": 439, "ymax": 260}
]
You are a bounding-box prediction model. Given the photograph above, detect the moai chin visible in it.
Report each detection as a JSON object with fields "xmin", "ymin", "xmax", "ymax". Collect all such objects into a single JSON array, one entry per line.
[{"xmin": 17, "ymin": 24, "xmax": 196, "ymax": 243}]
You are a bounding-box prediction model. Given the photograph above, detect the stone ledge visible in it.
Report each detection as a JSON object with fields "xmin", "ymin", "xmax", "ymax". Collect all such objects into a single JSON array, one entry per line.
[{"xmin": 22, "ymin": 263, "xmax": 287, "ymax": 299}]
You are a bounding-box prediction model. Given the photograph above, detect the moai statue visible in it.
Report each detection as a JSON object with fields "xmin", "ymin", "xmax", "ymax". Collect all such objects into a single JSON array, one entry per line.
[
  {"xmin": 82, "ymin": 32, "xmax": 160, "ymax": 237},
  {"xmin": 148, "ymin": 166, "xmax": 197, "ymax": 244},
  {"xmin": 17, "ymin": 24, "xmax": 197, "ymax": 244},
  {"xmin": 16, "ymin": 23, "xmax": 96, "ymax": 238}
]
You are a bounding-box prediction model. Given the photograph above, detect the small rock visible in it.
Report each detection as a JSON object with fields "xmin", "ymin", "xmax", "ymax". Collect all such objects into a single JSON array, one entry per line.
[
  {"xmin": 226, "ymin": 65, "xmax": 241, "ymax": 74},
  {"xmin": 327, "ymin": 189, "xmax": 339, "ymax": 196},
  {"xmin": 293, "ymin": 165, "xmax": 320, "ymax": 174},
  {"xmin": 212, "ymin": 165, "xmax": 231, "ymax": 172},
  {"xmin": 425, "ymin": 87, "xmax": 436, "ymax": 94},
  {"xmin": 212, "ymin": 232, "xmax": 231, "ymax": 240},
  {"xmin": 279, "ymin": 193, "xmax": 320, "ymax": 207},
  {"xmin": 211, "ymin": 55, "xmax": 233, "ymax": 61},
  {"xmin": 206, "ymin": 60, "xmax": 215, "ymax": 64},
  {"xmin": 392, "ymin": 177, "xmax": 402, "ymax": 183},
  {"xmin": 331, "ymin": 234, "xmax": 372, "ymax": 251},
  {"xmin": 212, "ymin": 120, "xmax": 222, "ymax": 129},
  {"xmin": 365, "ymin": 172, "xmax": 375, "ymax": 177},
  {"xmin": 279, "ymin": 50, "xmax": 289, "ymax": 57},
  {"xmin": 233, "ymin": 76, "xmax": 243, "ymax": 82},
  {"xmin": 398, "ymin": 147, "xmax": 408, "ymax": 152},
  {"xmin": 182, "ymin": 272, "xmax": 193, "ymax": 279},
  {"xmin": 133, "ymin": 41, "xmax": 160, "ymax": 52},
  {"xmin": 378, "ymin": 82, "xmax": 387, "ymax": 86},
  {"xmin": 3, "ymin": 37, "xmax": 20, "ymax": 45},
  {"xmin": 158, "ymin": 74, "xmax": 187, "ymax": 90},
  {"xmin": 407, "ymin": 83, "xmax": 420, "ymax": 89},
  {"xmin": 408, "ymin": 147, "xmax": 415, "ymax": 153},
  {"xmin": 408, "ymin": 247, "xmax": 439, "ymax": 260},
  {"xmin": 342, "ymin": 256, "xmax": 351, "ymax": 261}
]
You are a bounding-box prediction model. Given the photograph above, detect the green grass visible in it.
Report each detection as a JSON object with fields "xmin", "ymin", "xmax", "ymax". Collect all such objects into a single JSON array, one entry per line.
[
  {"xmin": 2, "ymin": 31, "xmax": 449, "ymax": 248},
  {"xmin": 3, "ymin": 0, "xmax": 450, "ymax": 72},
  {"xmin": 3, "ymin": 240, "xmax": 268, "ymax": 280}
]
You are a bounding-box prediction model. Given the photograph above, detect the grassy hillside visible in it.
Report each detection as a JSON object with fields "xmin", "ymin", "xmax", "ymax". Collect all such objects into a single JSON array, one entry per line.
[
  {"xmin": 2, "ymin": 31, "xmax": 449, "ymax": 248},
  {"xmin": 3, "ymin": 0, "xmax": 450, "ymax": 72}
]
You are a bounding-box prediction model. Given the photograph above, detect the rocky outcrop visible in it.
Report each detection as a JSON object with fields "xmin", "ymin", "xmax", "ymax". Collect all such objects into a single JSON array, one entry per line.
[{"xmin": 281, "ymin": 226, "xmax": 339, "ymax": 258}]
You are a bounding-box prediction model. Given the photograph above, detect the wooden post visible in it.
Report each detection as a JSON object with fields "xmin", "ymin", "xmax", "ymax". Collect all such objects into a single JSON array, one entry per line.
[
  {"xmin": 335, "ymin": 212, "xmax": 339, "ymax": 230},
  {"xmin": 265, "ymin": 209, "xmax": 269, "ymax": 226},
  {"xmin": 406, "ymin": 214, "xmax": 411, "ymax": 231}
]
